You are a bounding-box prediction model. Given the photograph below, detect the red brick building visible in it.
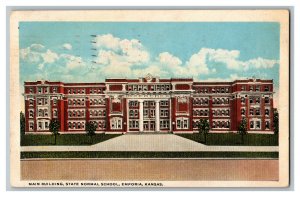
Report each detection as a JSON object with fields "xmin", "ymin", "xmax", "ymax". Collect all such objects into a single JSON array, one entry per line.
[{"xmin": 23, "ymin": 74, "xmax": 275, "ymax": 134}]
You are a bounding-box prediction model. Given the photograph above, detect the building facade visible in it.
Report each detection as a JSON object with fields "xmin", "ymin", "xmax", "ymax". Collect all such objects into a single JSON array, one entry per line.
[{"xmin": 23, "ymin": 74, "xmax": 275, "ymax": 134}]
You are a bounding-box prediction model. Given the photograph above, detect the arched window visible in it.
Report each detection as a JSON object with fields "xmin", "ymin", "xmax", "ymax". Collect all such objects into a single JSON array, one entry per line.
[
  {"xmin": 38, "ymin": 109, "xmax": 43, "ymax": 117},
  {"xmin": 222, "ymin": 98, "xmax": 225, "ymax": 104},
  {"xmin": 265, "ymin": 97, "xmax": 270, "ymax": 104}
]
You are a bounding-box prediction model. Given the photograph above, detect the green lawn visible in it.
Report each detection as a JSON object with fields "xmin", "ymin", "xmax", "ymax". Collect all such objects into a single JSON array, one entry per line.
[
  {"xmin": 177, "ymin": 133, "xmax": 279, "ymax": 146},
  {"xmin": 21, "ymin": 134, "xmax": 121, "ymax": 146},
  {"xmin": 20, "ymin": 151, "xmax": 278, "ymax": 159}
]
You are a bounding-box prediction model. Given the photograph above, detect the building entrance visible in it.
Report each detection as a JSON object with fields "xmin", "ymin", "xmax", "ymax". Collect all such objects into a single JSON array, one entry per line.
[{"xmin": 143, "ymin": 121, "xmax": 155, "ymax": 131}]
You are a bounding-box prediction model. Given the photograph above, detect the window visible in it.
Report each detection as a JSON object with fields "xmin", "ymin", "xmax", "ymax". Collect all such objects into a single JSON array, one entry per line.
[
  {"xmin": 250, "ymin": 109, "xmax": 254, "ymax": 115},
  {"xmin": 256, "ymin": 97, "xmax": 260, "ymax": 104},
  {"xmin": 150, "ymin": 109, "xmax": 155, "ymax": 117},
  {"xmin": 53, "ymin": 109, "xmax": 58, "ymax": 118},
  {"xmin": 226, "ymin": 110, "xmax": 230, "ymax": 116},
  {"xmin": 221, "ymin": 110, "xmax": 225, "ymax": 116},
  {"xmin": 38, "ymin": 109, "xmax": 43, "ymax": 117},
  {"xmin": 160, "ymin": 109, "xmax": 169, "ymax": 117},
  {"xmin": 265, "ymin": 121, "xmax": 270, "ymax": 129},
  {"xmin": 205, "ymin": 110, "xmax": 209, "ymax": 116},
  {"xmin": 265, "ymin": 109, "xmax": 270, "ymax": 116},
  {"xmin": 255, "ymin": 108, "xmax": 260, "ymax": 115},
  {"xmin": 29, "ymin": 88, "xmax": 33, "ymax": 93},
  {"xmin": 129, "ymin": 110, "xmax": 134, "ymax": 117},
  {"xmin": 38, "ymin": 122, "xmax": 42, "ymax": 130},
  {"xmin": 250, "ymin": 86, "xmax": 254, "ymax": 91},
  {"xmin": 160, "ymin": 101, "xmax": 169, "ymax": 106},
  {"xmin": 177, "ymin": 120, "xmax": 181, "ymax": 129},
  {"xmin": 53, "ymin": 87, "xmax": 57, "ymax": 93},
  {"xmin": 241, "ymin": 86, "xmax": 246, "ymax": 91},
  {"xmin": 29, "ymin": 110, "xmax": 34, "ymax": 118},
  {"xmin": 225, "ymin": 98, "xmax": 229, "ymax": 104},
  {"xmin": 143, "ymin": 85, "xmax": 148, "ymax": 91},
  {"xmin": 183, "ymin": 120, "xmax": 188, "ymax": 128},
  {"xmin": 212, "ymin": 121, "xmax": 216, "ymax": 128},
  {"xmin": 160, "ymin": 120, "xmax": 169, "ymax": 129},
  {"xmin": 241, "ymin": 97, "xmax": 245, "ymax": 104},
  {"xmin": 226, "ymin": 121, "xmax": 230, "ymax": 128},
  {"xmin": 29, "ymin": 122, "xmax": 34, "ymax": 131},
  {"xmin": 44, "ymin": 109, "xmax": 48, "ymax": 117},
  {"xmin": 38, "ymin": 87, "xmax": 42, "ymax": 94},
  {"xmin": 29, "ymin": 99, "xmax": 34, "ymax": 105},
  {"xmin": 241, "ymin": 108, "xmax": 245, "ymax": 116},
  {"xmin": 129, "ymin": 120, "xmax": 139, "ymax": 129},
  {"xmin": 205, "ymin": 98, "xmax": 209, "ymax": 105},
  {"xmin": 110, "ymin": 118, "xmax": 122, "ymax": 129},
  {"xmin": 144, "ymin": 109, "xmax": 149, "ymax": 117},
  {"xmin": 264, "ymin": 86, "xmax": 270, "ymax": 91},
  {"xmin": 256, "ymin": 121, "xmax": 261, "ymax": 129},
  {"xmin": 53, "ymin": 98, "xmax": 57, "ymax": 105},
  {"xmin": 255, "ymin": 86, "xmax": 260, "ymax": 91},
  {"xmin": 265, "ymin": 97, "xmax": 270, "ymax": 104},
  {"xmin": 176, "ymin": 118, "xmax": 189, "ymax": 129},
  {"xmin": 249, "ymin": 97, "xmax": 253, "ymax": 104},
  {"xmin": 250, "ymin": 121, "xmax": 254, "ymax": 129},
  {"xmin": 45, "ymin": 122, "xmax": 49, "ymax": 129}
]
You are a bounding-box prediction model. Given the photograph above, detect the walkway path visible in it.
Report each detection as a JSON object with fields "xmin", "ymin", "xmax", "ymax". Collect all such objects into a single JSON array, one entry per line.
[{"xmin": 21, "ymin": 134, "xmax": 278, "ymax": 152}]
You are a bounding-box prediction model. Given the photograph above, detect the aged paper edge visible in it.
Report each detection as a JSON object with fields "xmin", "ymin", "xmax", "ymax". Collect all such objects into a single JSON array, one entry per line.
[{"xmin": 9, "ymin": 10, "xmax": 290, "ymax": 188}]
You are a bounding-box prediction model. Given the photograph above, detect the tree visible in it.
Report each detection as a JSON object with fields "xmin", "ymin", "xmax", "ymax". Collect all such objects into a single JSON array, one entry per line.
[
  {"xmin": 86, "ymin": 121, "xmax": 97, "ymax": 144},
  {"xmin": 237, "ymin": 118, "xmax": 248, "ymax": 144},
  {"xmin": 198, "ymin": 119, "xmax": 210, "ymax": 143},
  {"xmin": 49, "ymin": 119, "xmax": 60, "ymax": 145},
  {"xmin": 273, "ymin": 108, "xmax": 279, "ymax": 135},
  {"xmin": 20, "ymin": 111, "xmax": 25, "ymax": 144}
]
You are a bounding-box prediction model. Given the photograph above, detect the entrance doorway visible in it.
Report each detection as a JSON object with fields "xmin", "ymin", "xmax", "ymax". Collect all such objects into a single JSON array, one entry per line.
[{"xmin": 143, "ymin": 121, "xmax": 155, "ymax": 131}]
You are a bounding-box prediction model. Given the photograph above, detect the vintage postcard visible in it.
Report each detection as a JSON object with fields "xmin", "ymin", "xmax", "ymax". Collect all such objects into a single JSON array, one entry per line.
[{"xmin": 10, "ymin": 10, "xmax": 289, "ymax": 187}]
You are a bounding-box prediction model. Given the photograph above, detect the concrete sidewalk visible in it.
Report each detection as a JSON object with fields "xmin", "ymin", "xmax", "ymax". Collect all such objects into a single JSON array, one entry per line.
[{"xmin": 21, "ymin": 134, "xmax": 279, "ymax": 152}]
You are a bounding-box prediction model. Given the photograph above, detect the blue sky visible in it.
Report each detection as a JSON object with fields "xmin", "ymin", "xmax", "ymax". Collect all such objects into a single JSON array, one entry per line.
[{"xmin": 19, "ymin": 22, "xmax": 280, "ymax": 104}]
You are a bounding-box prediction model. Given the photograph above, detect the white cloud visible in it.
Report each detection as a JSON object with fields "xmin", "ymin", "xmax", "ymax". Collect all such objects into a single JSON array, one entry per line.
[
  {"xmin": 158, "ymin": 52, "xmax": 182, "ymax": 67},
  {"xmin": 60, "ymin": 54, "xmax": 84, "ymax": 69},
  {"xmin": 20, "ymin": 37, "xmax": 279, "ymax": 86},
  {"xmin": 96, "ymin": 50, "xmax": 117, "ymax": 65},
  {"xmin": 119, "ymin": 39, "xmax": 149, "ymax": 64},
  {"xmin": 93, "ymin": 34, "xmax": 149, "ymax": 67},
  {"xmin": 41, "ymin": 49, "xmax": 59, "ymax": 63},
  {"xmin": 193, "ymin": 48, "xmax": 278, "ymax": 71},
  {"xmin": 62, "ymin": 43, "xmax": 72, "ymax": 50},
  {"xmin": 93, "ymin": 34, "xmax": 121, "ymax": 50},
  {"xmin": 100, "ymin": 62, "xmax": 132, "ymax": 77},
  {"xmin": 244, "ymin": 57, "xmax": 279, "ymax": 69},
  {"xmin": 20, "ymin": 47, "xmax": 41, "ymax": 63},
  {"xmin": 20, "ymin": 44, "xmax": 44, "ymax": 63}
]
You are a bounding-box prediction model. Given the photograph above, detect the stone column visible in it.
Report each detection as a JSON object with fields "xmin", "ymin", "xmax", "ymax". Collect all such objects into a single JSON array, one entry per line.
[
  {"xmin": 155, "ymin": 100, "xmax": 160, "ymax": 132},
  {"xmin": 139, "ymin": 100, "xmax": 144, "ymax": 132}
]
